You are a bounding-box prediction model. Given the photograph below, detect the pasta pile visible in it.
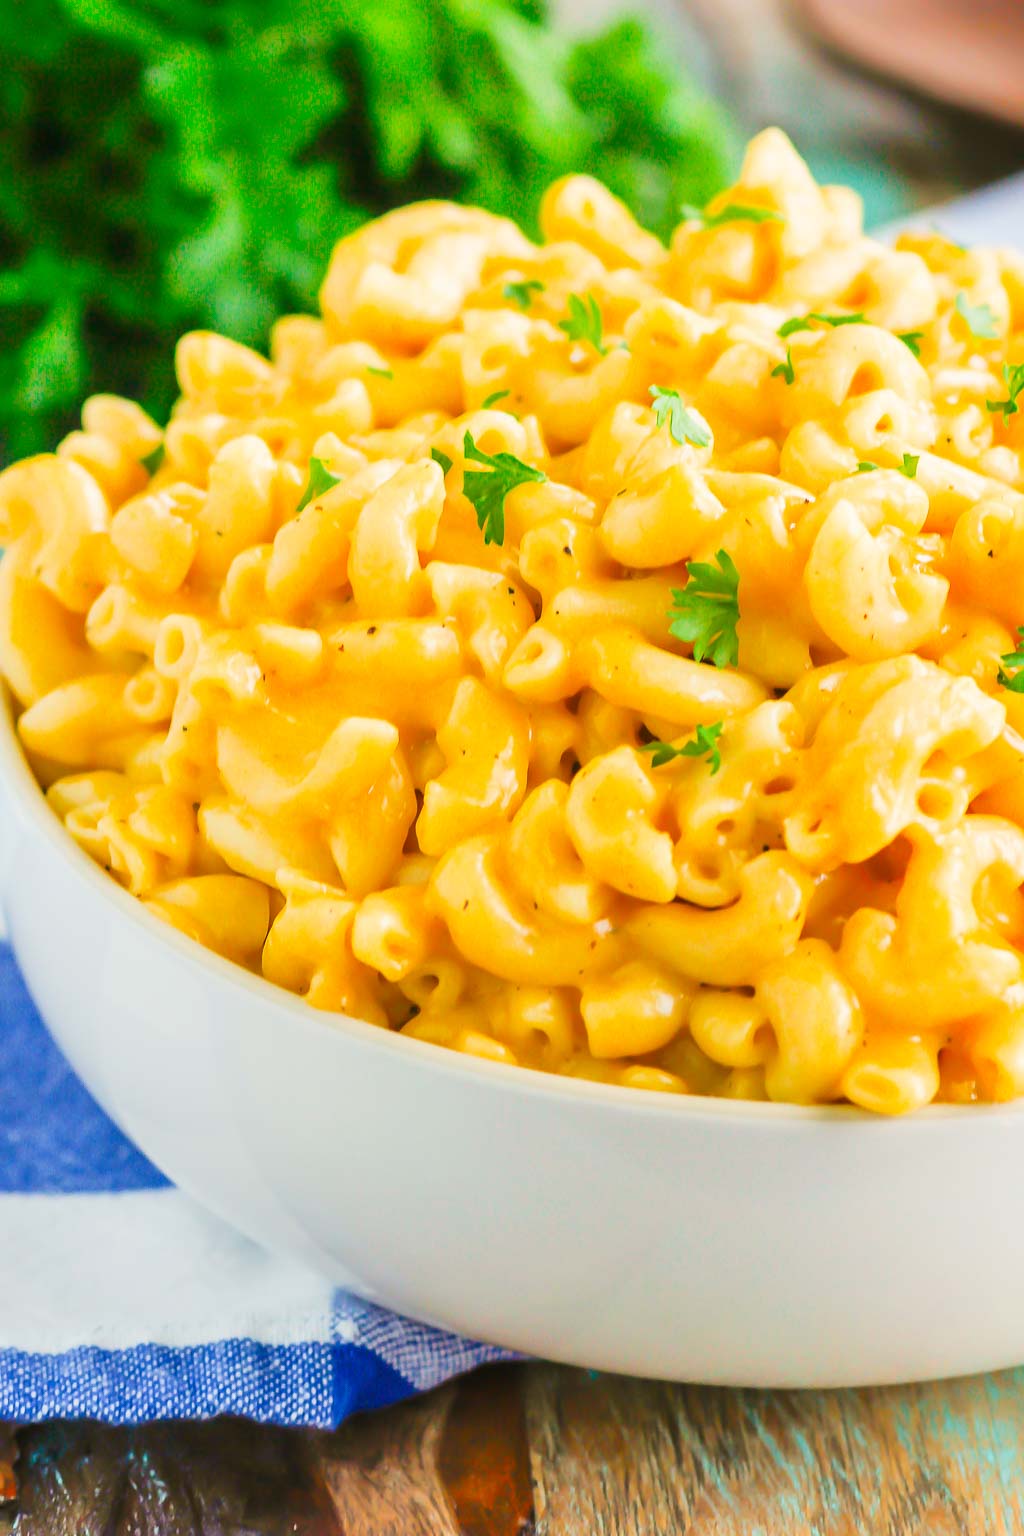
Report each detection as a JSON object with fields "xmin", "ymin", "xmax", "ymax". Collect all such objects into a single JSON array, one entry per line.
[{"xmin": 3, "ymin": 129, "xmax": 1024, "ymax": 1113}]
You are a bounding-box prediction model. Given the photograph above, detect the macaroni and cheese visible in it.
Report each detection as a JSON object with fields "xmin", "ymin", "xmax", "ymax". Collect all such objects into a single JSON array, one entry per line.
[{"xmin": 3, "ymin": 129, "xmax": 1024, "ymax": 1113}]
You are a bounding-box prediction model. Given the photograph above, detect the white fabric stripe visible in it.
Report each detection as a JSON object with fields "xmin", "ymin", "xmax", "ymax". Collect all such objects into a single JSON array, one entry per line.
[{"xmin": 0, "ymin": 1189, "xmax": 335, "ymax": 1352}]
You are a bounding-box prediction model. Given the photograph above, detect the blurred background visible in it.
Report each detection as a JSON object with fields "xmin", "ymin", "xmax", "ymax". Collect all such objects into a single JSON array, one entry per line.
[{"xmin": 2, "ymin": 0, "xmax": 1023, "ymax": 464}]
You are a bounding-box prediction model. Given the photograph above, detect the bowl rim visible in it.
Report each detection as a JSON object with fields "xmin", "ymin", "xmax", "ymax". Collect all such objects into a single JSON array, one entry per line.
[{"xmin": 1, "ymin": 679, "xmax": 1015, "ymax": 1127}]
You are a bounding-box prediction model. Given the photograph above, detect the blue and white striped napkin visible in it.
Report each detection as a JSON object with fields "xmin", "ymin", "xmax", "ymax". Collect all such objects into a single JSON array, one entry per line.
[{"xmin": 0, "ymin": 942, "xmax": 512, "ymax": 1425}]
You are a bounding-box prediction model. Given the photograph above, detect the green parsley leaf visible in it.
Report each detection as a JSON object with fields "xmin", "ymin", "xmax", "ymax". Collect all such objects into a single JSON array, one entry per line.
[
  {"xmin": 649, "ymin": 385, "xmax": 711, "ymax": 447},
  {"xmin": 461, "ymin": 431, "xmax": 546, "ymax": 546},
  {"xmin": 856, "ymin": 461, "xmax": 878, "ymax": 473},
  {"xmin": 482, "ymin": 389, "xmax": 511, "ymax": 409},
  {"xmin": 641, "ymin": 722, "xmax": 723, "ymax": 773},
  {"xmin": 771, "ymin": 351, "xmax": 795, "ymax": 385},
  {"xmin": 955, "ymin": 292, "xmax": 999, "ymax": 340},
  {"xmin": 431, "ymin": 447, "xmax": 453, "ymax": 476},
  {"xmin": 668, "ymin": 550, "xmax": 740, "ymax": 669},
  {"xmin": 140, "ymin": 443, "xmax": 164, "ymax": 476},
  {"xmin": 777, "ymin": 317, "xmax": 814, "ymax": 338},
  {"xmin": 680, "ymin": 202, "xmax": 782, "ymax": 229},
  {"xmin": 366, "ymin": 365, "xmax": 393, "ymax": 379},
  {"xmin": 558, "ymin": 293, "xmax": 608, "ymax": 354},
  {"xmin": 898, "ymin": 452, "xmax": 920, "ymax": 479},
  {"xmin": 986, "ymin": 363, "xmax": 1024, "ymax": 423},
  {"xmin": 897, "ymin": 331, "xmax": 924, "ymax": 357},
  {"xmin": 997, "ymin": 627, "xmax": 1024, "ymax": 692},
  {"xmin": 297, "ymin": 457, "xmax": 342, "ymax": 512},
  {"xmin": 504, "ymin": 280, "xmax": 544, "ymax": 311},
  {"xmin": 778, "ymin": 312, "xmax": 866, "ymax": 338}
]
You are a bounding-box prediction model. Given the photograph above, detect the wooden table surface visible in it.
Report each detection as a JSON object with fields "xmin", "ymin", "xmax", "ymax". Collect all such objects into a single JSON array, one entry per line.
[{"xmin": 3, "ymin": 1360, "xmax": 1024, "ymax": 1534}]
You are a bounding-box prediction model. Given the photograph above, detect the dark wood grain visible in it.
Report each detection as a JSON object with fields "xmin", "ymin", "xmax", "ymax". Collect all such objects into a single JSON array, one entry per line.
[
  {"xmin": 0, "ymin": 1429, "xmax": 14, "ymax": 1506},
  {"xmin": 5, "ymin": 1365, "xmax": 1024, "ymax": 1534},
  {"xmin": 4, "ymin": 1420, "xmax": 340, "ymax": 1535},
  {"xmin": 436, "ymin": 1365, "xmax": 534, "ymax": 1536},
  {"xmin": 318, "ymin": 1385, "xmax": 460, "ymax": 1535}
]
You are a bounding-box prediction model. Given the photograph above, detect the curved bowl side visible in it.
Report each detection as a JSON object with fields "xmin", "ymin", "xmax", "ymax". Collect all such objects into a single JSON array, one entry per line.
[{"xmin": 2, "ymin": 683, "xmax": 1023, "ymax": 1386}]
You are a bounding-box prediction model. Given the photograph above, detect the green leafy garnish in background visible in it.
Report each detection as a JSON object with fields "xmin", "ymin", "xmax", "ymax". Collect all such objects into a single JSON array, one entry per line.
[
  {"xmin": 897, "ymin": 330, "xmax": 924, "ymax": 357},
  {"xmin": 296, "ymin": 456, "xmax": 342, "ymax": 511},
  {"xmin": 140, "ymin": 442, "xmax": 165, "ymax": 476},
  {"xmin": 955, "ymin": 292, "xmax": 999, "ymax": 340},
  {"xmin": 503, "ymin": 279, "xmax": 545, "ymax": 311},
  {"xmin": 366, "ymin": 365, "xmax": 393, "ymax": 379},
  {"xmin": 431, "ymin": 447, "xmax": 454, "ymax": 476},
  {"xmin": 649, "ymin": 386, "xmax": 710, "ymax": 447},
  {"xmin": 482, "ymin": 389, "xmax": 511, "ymax": 408},
  {"xmin": 640, "ymin": 722, "xmax": 723, "ymax": 772},
  {"xmin": 679, "ymin": 201, "xmax": 781, "ymax": 229},
  {"xmin": 856, "ymin": 461, "xmax": 877, "ymax": 473},
  {"xmin": 668, "ymin": 550, "xmax": 741, "ymax": 669},
  {"xmin": 558, "ymin": 293, "xmax": 607, "ymax": 354},
  {"xmin": 460, "ymin": 430, "xmax": 546, "ymax": 545},
  {"xmin": 0, "ymin": 1, "xmax": 735, "ymax": 462},
  {"xmin": 997, "ymin": 628, "xmax": 1024, "ymax": 692}
]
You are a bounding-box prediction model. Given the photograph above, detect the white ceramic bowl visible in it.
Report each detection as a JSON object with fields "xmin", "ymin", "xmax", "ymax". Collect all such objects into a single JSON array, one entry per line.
[{"xmin": 2, "ymin": 680, "xmax": 1023, "ymax": 1388}]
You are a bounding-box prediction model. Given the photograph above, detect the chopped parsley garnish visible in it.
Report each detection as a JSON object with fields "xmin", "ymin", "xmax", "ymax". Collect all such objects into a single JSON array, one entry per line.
[
  {"xmin": 482, "ymin": 389, "xmax": 511, "ymax": 409},
  {"xmin": 858, "ymin": 454, "xmax": 918, "ymax": 477},
  {"xmin": 771, "ymin": 350, "xmax": 795, "ymax": 385},
  {"xmin": 987, "ymin": 363, "xmax": 1024, "ymax": 423},
  {"xmin": 778, "ymin": 312, "xmax": 865, "ymax": 338},
  {"xmin": 641, "ymin": 722, "xmax": 723, "ymax": 773},
  {"xmin": 140, "ymin": 443, "xmax": 164, "ymax": 475},
  {"xmin": 649, "ymin": 385, "xmax": 711, "ymax": 447},
  {"xmin": 955, "ymin": 292, "xmax": 998, "ymax": 340},
  {"xmin": 296, "ymin": 456, "xmax": 342, "ymax": 511},
  {"xmin": 668, "ymin": 550, "xmax": 740, "ymax": 669},
  {"xmin": 997, "ymin": 628, "xmax": 1024, "ymax": 692},
  {"xmin": 460, "ymin": 431, "xmax": 546, "ymax": 546},
  {"xmin": 897, "ymin": 330, "xmax": 924, "ymax": 357},
  {"xmin": 558, "ymin": 293, "xmax": 608, "ymax": 354},
  {"xmin": 680, "ymin": 201, "xmax": 782, "ymax": 229},
  {"xmin": 504, "ymin": 279, "xmax": 544, "ymax": 311},
  {"xmin": 366, "ymin": 364, "xmax": 393, "ymax": 378},
  {"xmin": 431, "ymin": 447, "xmax": 453, "ymax": 475}
]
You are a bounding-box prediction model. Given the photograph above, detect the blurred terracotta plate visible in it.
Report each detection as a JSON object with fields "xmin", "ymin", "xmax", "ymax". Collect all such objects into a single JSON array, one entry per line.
[{"xmin": 795, "ymin": 0, "xmax": 1024, "ymax": 128}]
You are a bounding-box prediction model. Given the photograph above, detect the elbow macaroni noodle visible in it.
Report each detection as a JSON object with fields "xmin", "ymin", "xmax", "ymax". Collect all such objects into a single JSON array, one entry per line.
[{"xmin": 4, "ymin": 128, "xmax": 1024, "ymax": 1113}]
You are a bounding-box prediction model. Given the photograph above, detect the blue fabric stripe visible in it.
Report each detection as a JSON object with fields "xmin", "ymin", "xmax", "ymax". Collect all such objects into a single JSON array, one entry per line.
[
  {"xmin": 0, "ymin": 945, "xmax": 167, "ymax": 1193},
  {"xmin": 0, "ymin": 1340, "xmax": 413, "ymax": 1426},
  {"xmin": 331, "ymin": 1338, "xmax": 425, "ymax": 1424},
  {"xmin": 0, "ymin": 940, "xmax": 499, "ymax": 1425}
]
